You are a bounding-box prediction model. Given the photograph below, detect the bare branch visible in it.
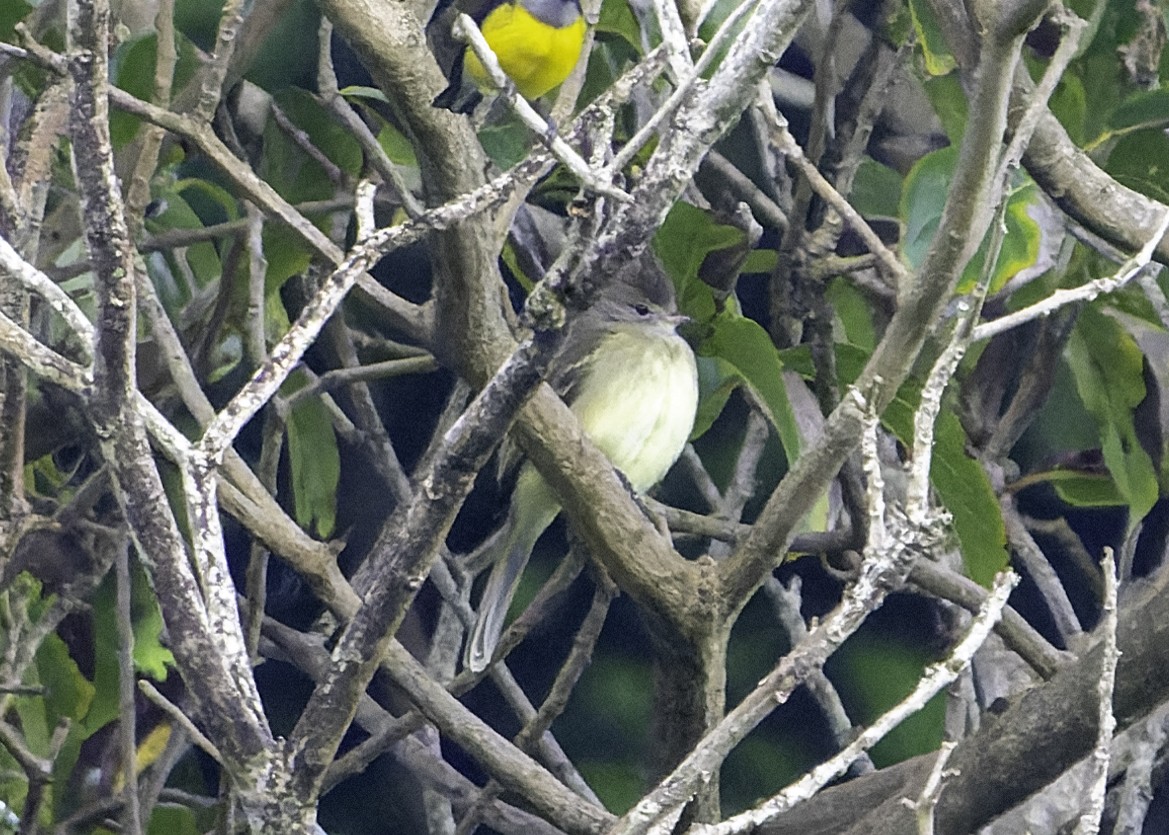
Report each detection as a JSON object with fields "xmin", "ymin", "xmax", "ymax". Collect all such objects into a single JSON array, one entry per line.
[{"xmin": 1076, "ymin": 549, "xmax": 1120, "ymax": 834}]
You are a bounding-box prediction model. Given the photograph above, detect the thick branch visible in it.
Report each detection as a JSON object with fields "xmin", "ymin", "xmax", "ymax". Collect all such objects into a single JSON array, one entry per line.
[
  {"xmin": 286, "ymin": 328, "xmax": 563, "ymax": 802},
  {"xmin": 67, "ymin": 0, "xmax": 274, "ymax": 784}
]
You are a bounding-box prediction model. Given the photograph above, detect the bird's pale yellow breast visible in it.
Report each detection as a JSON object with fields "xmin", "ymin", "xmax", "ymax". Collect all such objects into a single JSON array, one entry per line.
[{"xmin": 570, "ymin": 326, "xmax": 699, "ymax": 492}]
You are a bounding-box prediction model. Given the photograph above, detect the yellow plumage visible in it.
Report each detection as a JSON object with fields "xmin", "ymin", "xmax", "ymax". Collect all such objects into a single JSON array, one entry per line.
[
  {"xmin": 463, "ymin": 2, "xmax": 587, "ymax": 100},
  {"xmin": 429, "ymin": 0, "xmax": 586, "ymax": 112}
]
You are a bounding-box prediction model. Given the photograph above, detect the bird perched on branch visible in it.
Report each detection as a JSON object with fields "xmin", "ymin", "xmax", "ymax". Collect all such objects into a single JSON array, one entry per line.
[
  {"xmin": 427, "ymin": 0, "xmax": 587, "ymax": 113},
  {"xmin": 466, "ymin": 259, "xmax": 699, "ymax": 672}
]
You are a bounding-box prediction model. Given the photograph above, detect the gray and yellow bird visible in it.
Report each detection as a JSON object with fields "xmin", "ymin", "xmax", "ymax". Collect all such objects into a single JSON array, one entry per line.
[
  {"xmin": 466, "ymin": 261, "xmax": 699, "ymax": 673},
  {"xmin": 427, "ymin": 0, "xmax": 587, "ymax": 113}
]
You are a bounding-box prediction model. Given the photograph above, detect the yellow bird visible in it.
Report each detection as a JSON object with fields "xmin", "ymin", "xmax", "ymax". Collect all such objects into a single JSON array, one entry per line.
[{"xmin": 428, "ymin": 0, "xmax": 587, "ymax": 113}]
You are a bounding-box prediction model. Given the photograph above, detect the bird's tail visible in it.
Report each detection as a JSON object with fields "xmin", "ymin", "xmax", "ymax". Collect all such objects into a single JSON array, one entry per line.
[
  {"xmin": 466, "ymin": 465, "xmax": 560, "ymax": 673},
  {"xmin": 466, "ymin": 537, "xmax": 532, "ymax": 673}
]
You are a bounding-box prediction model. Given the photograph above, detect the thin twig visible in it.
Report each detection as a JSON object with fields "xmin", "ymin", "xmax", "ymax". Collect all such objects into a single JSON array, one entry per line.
[
  {"xmin": 764, "ymin": 100, "xmax": 907, "ymax": 286},
  {"xmin": 1076, "ymin": 548, "xmax": 1119, "ymax": 835},
  {"xmin": 913, "ymin": 740, "xmax": 958, "ymax": 835},
  {"xmin": 973, "ymin": 210, "xmax": 1169, "ymax": 342},
  {"xmin": 453, "ymin": 14, "xmax": 629, "ymax": 202},
  {"xmin": 695, "ymin": 572, "xmax": 1019, "ymax": 834},
  {"xmin": 138, "ymin": 680, "xmax": 225, "ymax": 766},
  {"xmin": 115, "ymin": 540, "xmax": 143, "ymax": 835}
]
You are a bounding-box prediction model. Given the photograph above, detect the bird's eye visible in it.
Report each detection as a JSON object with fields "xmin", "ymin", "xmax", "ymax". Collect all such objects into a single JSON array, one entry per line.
[{"xmin": 633, "ymin": 303, "xmax": 651, "ymax": 316}]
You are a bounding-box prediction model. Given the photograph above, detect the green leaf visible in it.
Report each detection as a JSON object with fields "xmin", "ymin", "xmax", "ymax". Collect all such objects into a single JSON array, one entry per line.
[
  {"xmin": 826, "ymin": 277, "xmax": 877, "ymax": 352},
  {"xmin": 1065, "ymin": 306, "xmax": 1159, "ymax": 530},
  {"xmin": 692, "ymin": 356, "xmax": 741, "ymax": 440},
  {"xmin": 1105, "ymin": 129, "xmax": 1169, "ymax": 204},
  {"xmin": 1107, "ymin": 307, "xmax": 1169, "ymax": 490},
  {"xmin": 261, "ymin": 88, "xmax": 362, "ymax": 203},
  {"xmin": 13, "ymin": 682, "xmax": 49, "ymax": 758},
  {"xmin": 131, "ymin": 564, "xmax": 176, "ymax": 682},
  {"xmin": 77, "ymin": 559, "xmax": 174, "ymax": 739},
  {"xmin": 374, "ymin": 120, "xmax": 420, "ymax": 168},
  {"xmin": 265, "ymin": 282, "xmax": 294, "ymax": 343},
  {"xmin": 654, "ymin": 202, "xmax": 787, "ymax": 446},
  {"xmin": 900, "ymin": 146, "xmax": 954, "ymax": 269},
  {"xmin": 875, "ymin": 383, "xmax": 1008, "ymax": 586},
  {"xmin": 1109, "ymin": 89, "xmax": 1169, "ymax": 132},
  {"xmin": 172, "ymin": 177, "xmax": 242, "ymax": 223},
  {"xmin": 1049, "ymin": 73, "xmax": 1088, "ymax": 145},
  {"xmin": 144, "ymin": 187, "xmax": 224, "ymax": 314},
  {"xmin": 148, "ymin": 805, "xmax": 201, "ymax": 835},
  {"xmin": 339, "ymin": 85, "xmax": 389, "ymax": 103},
  {"xmin": 263, "ymin": 221, "xmax": 315, "ymax": 297},
  {"xmin": 0, "ymin": 746, "xmax": 28, "ymax": 829},
  {"xmin": 478, "ymin": 119, "xmax": 531, "ymax": 170},
  {"xmin": 110, "ymin": 33, "xmax": 200, "ymax": 146},
  {"xmin": 655, "ymin": 201, "xmax": 747, "ymax": 303},
  {"xmin": 21, "ymin": 635, "xmax": 92, "ymax": 823},
  {"xmin": 85, "ymin": 574, "xmax": 126, "ymax": 737},
  {"xmin": 788, "ymin": 343, "xmax": 1008, "ymax": 585},
  {"xmin": 36, "ymin": 634, "xmax": 95, "ymax": 724},
  {"xmin": 922, "ymin": 73, "xmax": 968, "ymax": 145},
  {"xmin": 0, "ymin": 0, "xmax": 31, "ymax": 40},
  {"xmin": 581, "ymin": 35, "xmax": 641, "ymax": 107},
  {"xmin": 26, "ymin": 453, "xmax": 75, "ymax": 499},
  {"xmin": 1043, "ymin": 470, "xmax": 1128, "ymax": 507},
  {"xmin": 694, "ymin": 0, "xmax": 751, "ymax": 71},
  {"xmin": 902, "ymin": 148, "xmax": 1041, "ymax": 293},
  {"xmin": 742, "ymin": 249, "xmax": 778, "ymax": 273},
  {"xmin": 51, "ymin": 727, "xmax": 85, "ymax": 822},
  {"xmin": 595, "ymin": 0, "xmax": 641, "ymax": 51},
  {"xmin": 908, "ymin": 0, "xmax": 957, "ymax": 76},
  {"xmin": 240, "ymin": 0, "xmax": 320, "ymax": 91},
  {"xmin": 929, "ymin": 413, "xmax": 1009, "ymax": 586},
  {"xmin": 956, "ymin": 182, "xmax": 1042, "ymax": 294},
  {"xmin": 851, "ymin": 158, "xmax": 904, "ymax": 219},
  {"xmin": 700, "ymin": 312, "xmax": 801, "ymax": 461},
  {"xmin": 284, "ymin": 371, "xmax": 341, "ymax": 538}
]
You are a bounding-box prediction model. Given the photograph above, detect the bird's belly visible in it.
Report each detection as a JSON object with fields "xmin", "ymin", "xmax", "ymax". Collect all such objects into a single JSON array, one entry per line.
[
  {"xmin": 471, "ymin": 5, "xmax": 586, "ymax": 99},
  {"xmin": 570, "ymin": 332, "xmax": 699, "ymax": 492}
]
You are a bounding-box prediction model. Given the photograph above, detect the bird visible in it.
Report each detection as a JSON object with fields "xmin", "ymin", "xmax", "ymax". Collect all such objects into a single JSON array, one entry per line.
[
  {"xmin": 427, "ymin": 0, "xmax": 587, "ymax": 114},
  {"xmin": 466, "ymin": 265, "xmax": 699, "ymax": 672}
]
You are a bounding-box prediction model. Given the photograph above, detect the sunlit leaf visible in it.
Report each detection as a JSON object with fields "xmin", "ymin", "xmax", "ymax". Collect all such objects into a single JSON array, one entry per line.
[
  {"xmin": 131, "ymin": 564, "xmax": 176, "ymax": 682},
  {"xmin": 908, "ymin": 0, "xmax": 957, "ymax": 76},
  {"xmin": 903, "ymin": 148, "xmax": 1041, "ymax": 293},
  {"xmin": 36, "ymin": 634, "xmax": 95, "ymax": 724}
]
